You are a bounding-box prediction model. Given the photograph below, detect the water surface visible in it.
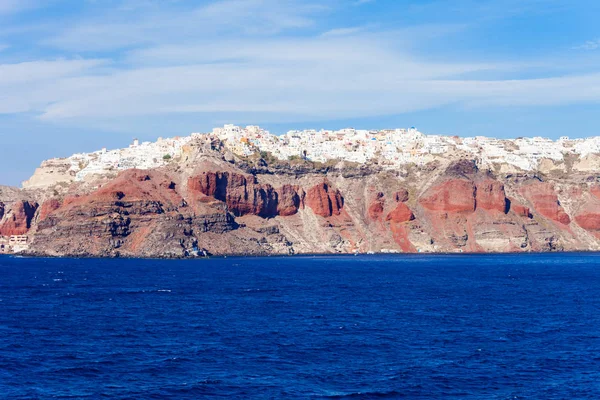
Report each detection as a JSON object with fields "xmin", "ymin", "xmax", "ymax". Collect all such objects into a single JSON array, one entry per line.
[{"xmin": 1, "ymin": 253, "xmax": 600, "ymax": 399}]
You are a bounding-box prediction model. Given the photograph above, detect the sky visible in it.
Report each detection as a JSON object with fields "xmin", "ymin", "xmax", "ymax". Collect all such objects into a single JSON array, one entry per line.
[{"xmin": 0, "ymin": 0, "xmax": 599, "ymax": 185}]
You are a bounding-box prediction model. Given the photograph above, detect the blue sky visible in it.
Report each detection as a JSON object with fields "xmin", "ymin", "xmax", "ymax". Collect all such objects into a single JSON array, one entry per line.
[{"xmin": 0, "ymin": 0, "xmax": 599, "ymax": 185}]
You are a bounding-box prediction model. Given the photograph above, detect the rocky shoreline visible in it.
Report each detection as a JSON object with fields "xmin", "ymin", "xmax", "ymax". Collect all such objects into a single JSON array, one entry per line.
[{"xmin": 8, "ymin": 248, "xmax": 600, "ymax": 262}]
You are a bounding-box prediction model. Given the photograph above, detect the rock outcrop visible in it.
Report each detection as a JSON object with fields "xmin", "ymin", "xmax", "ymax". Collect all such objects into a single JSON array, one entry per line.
[
  {"xmin": 188, "ymin": 172, "xmax": 302, "ymax": 218},
  {"xmin": 0, "ymin": 200, "xmax": 38, "ymax": 236},
  {"xmin": 33, "ymin": 170, "xmax": 241, "ymax": 257},
  {"xmin": 575, "ymin": 212, "xmax": 600, "ymax": 232},
  {"xmin": 509, "ymin": 200, "xmax": 532, "ymax": 219},
  {"xmin": 394, "ymin": 189, "xmax": 409, "ymax": 203},
  {"xmin": 573, "ymin": 190, "xmax": 600, "ymax": 235},
  {"xmin": 520, "ymin": 182, "xmax": 571, "ymax": 225},
  {"xmin": 368, "ymin": 192, "xmax": 385, "ymax": 221},
  {"xmin": 277, "ymin": 184, "xmax": 303, "ymax": 217},
  {"xmin": 4, "ymin": 150, "xmax": 600, "ymax": 257},
  {"xmin": 386, "ymin": 203, "xmax": 414, "ymax": 223},
  {"xmin": 420, "ymin": 179, "xmax": 476, "ymax": 213},
  {"xmin": 476, "ymin": 180, "xmax": 509, "ymax": 213},
  {"xmin": 305, "ymin": 182, "xmax": 344, "ymax": 218},
  {"xmin": 591, "ymin": 185, "xmax": 600, "ymax": 200},
  {"xmin": 38, "ymin": 199, "xmax": 62, "ymax": 222}
]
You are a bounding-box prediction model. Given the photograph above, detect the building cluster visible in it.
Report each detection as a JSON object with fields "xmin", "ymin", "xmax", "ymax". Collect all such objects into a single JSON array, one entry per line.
[
  {"xmin": 211, "ymin": 125, "xmax": 599, "ymax": 171},
  {"xmin": 212, "ymin": 124, "xmax": 451, "ymax": 165},
  {"xmin": 51, "ymin": 136, "xmax": 195, "ymax": 181},
  {"xmin": 0, "ymin": 235, "xmax": 29, "ymax": 254},
  {"xmin": 41, "ymin": 125, "xmax": 600, "ymax": 183}
]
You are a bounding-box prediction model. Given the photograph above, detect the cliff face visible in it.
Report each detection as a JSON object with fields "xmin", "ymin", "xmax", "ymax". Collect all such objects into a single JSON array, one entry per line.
[
  {"xmin": 520, "ymin": 182, "xmax": 571, "ymax": 225},
  {"xmin": 0, "ymin": 201, "xmax": 39, "ymax": 236},
  {"xmin": 4, "ymin": 148, "xmax": 600, "ymax": 257},
  {"xmin": 187, "ymin": 171, "xmax": 303, "ymax": 218}
]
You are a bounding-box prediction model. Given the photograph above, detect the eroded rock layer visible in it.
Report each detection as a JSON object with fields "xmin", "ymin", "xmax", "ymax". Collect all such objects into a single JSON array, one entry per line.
[{"xmin": 4, "ymin": 144, "xmax": 600, "ymax": 257}]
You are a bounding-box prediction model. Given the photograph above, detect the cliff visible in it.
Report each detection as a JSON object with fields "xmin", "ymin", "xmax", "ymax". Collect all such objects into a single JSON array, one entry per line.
[{"xmin": 4, "ymin": 139, "xmax": 600, "ymax": 257}]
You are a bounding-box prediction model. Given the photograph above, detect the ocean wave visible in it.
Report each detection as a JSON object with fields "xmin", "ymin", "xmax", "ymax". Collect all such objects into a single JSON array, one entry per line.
[{"xmin": 321, "ymin": 390, "xmax": 404, "ymax": 398}]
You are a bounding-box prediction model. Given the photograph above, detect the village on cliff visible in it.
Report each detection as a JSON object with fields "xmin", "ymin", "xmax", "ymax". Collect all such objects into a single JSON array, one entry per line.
[{"xmin": 21, "ymin": 124, "xmax": 600, "ymax": 189}]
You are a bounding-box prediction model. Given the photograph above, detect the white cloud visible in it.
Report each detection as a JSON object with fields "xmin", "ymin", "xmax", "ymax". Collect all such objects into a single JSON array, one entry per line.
[
  {"xmin": 0, "ymin": 58, "xmax": 107, "ymax": 113},
  {"xmin": 43, "ymin": 0, "xmax": 324, "ymax": 51},
  {"xmin": 321, "ymin": 27, "xmax": 365, "ymax": 37},
  {"xmin": 0, "ymin": 0, "xmax": 34, "ymax": 15},
  {"xmin": 0, "ymin": 0, "xmax": 598, "ymax": 126},
  {"xmin": 0, "ymin": 58, "xmax": 107, "ymax": 85},
  {"xmin": 3, "ymin": 43, "xmax": 595, "ymax": 123},
  {"xmin": 574, "ymin": 39, "xmax": 600, "ymax": 51}
]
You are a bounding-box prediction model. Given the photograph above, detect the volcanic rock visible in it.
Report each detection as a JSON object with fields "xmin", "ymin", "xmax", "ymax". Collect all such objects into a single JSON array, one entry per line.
[
  {"xmin": 445, "ymin": 159, "xmax": 478, "ymax": 177},
  {"xmin": 188, "ymin": 171, "xmax": 301, "ymax": 217},
  {"xmin": 38, "ymin": 199, "xmax": 62, "ymax": 221},
  {"xmin": 575, "ymin": 212, "xmax": 600, "ymax": 231},
  {"xmin": 394, "ymin": 189, "xmax": 409, "ymax": 203},
  {"xmin": 420, "ymin": 179, "xmax": 476, "ymax": 213},
  {"xmin": 5, "ymin": 150, "xmax": 600, "ymax": 257},
  {"xmin": 476, "ymin": 180, "xmax": 509, "ymax": 213},
  {"xmin": 385, "ymin": 203, "xmax": 414, "ymax": 223},
  {"xmin": 306, "ymin": 182, "xmax": 344, "ymax": 217},
  {"xmin": 509, "ymin": 199, "xmax": 533, "ymax": 218},
  {"xmin": 277, "ymin": 184, "xmax": 303, "ymax": 217},
  {"xmin": 368, "ymin": 193, "xmax": 385, "ymax": 221},
  {"xmin": 0, "ymin": 200, "xmax": 39, "ymax": 235},
  {"xmin": 520, "ymin": 182, "xmax": 571, "ymax": 224}
]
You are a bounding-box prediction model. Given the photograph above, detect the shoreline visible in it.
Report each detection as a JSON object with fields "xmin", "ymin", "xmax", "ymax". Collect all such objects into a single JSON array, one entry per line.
[{"xmin": 4, "ymin": 250, "xmax": 600, "ymax": 261}]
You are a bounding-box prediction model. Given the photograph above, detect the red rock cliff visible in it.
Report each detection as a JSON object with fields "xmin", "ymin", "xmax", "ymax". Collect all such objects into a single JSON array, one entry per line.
[
  {"xmin": 188, "ymin": 172, "xmax": 302, "ymax": 218},
  {"xmin": 520, "ymin": 182, "xmax": 570, "ymax": 225},
  {"xmin": 305, "ymin": 182, "xmax": 344, "ymax": 217},
  {"xmin": 386, "ymin": 203, "xmax": 414, "ymax": 223},
  {"xmin": 420, "ymin": 179, "xmax": 476, "ymax": 213},
  {"xmin": 476, "ymin": 180, "xmax": 509, "ymax": 213},
  {"xmin": 0, "ymin": 200, "xmax": 39, "ymax": 236},
  {"xmin": 10, "ymin": 156, "xmax": 600, "ymax": 257},
  {"xmin": 38, "ymin": 199, "xmax": 62, "ymax": 221},
  {"xmin": 367, "ymin": 192, "xmax": 385, "ymax": 221}
]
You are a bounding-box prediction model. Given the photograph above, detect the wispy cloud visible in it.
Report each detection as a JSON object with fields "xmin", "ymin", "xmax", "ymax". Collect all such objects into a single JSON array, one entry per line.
[
  {"xmin": 0, "ymin": 0, "xmax": 35, "ymax": 15},
  {"xmin": 0, "ymin": 59, "xmax": 107, "ymax": 85},
  {"xmin": 0, "ymin": 0, "xmax": 597, "ymax": 126},
  {"xmin": 321, "ymin": 27, "xmax": 365, "ymax": 37},
  {"xmin": 0, "ymin": 58, "xmax": 108, "ymax": 114},
  {"xmin": 574, "ymin": 39, "xmax": 600, "ymax": 51},
  {"xmin": 43, "ymin": 0, "xmax": 324, "ymax": 52},
  {"xmin": 0, "ymin": 37, "xmax": 593, "ymax": 124},
  {"xmin": 406, "ymin": 0, "xmax": 570, "ymax": 24}
]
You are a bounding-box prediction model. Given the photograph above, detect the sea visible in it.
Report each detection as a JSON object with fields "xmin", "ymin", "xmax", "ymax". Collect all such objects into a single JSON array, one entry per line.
[{"xmin": 1, "ymin": 253, "xmax": 600, "ymax": 399}]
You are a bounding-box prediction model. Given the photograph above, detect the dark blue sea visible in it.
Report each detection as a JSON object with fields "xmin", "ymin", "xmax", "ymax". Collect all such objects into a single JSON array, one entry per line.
[{"xmin": 2, "ymin": 254, "xmax": 600, "ymax": 399}]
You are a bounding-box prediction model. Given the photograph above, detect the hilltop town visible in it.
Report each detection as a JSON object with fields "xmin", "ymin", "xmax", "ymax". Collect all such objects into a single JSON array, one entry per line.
[
  {"xmin": 214, "ymin": 124, "xmax": 600, "ymax": 172},
  {"xmin": 22, "ymin": 125, "xmax": 600, "ymax": 189}
]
